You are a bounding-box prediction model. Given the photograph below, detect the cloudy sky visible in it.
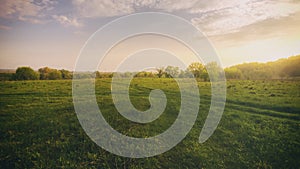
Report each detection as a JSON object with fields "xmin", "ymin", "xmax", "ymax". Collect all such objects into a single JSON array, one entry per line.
[{"xmin": 0, "ymin": 0, "xmax": 299, "ymax": 70}]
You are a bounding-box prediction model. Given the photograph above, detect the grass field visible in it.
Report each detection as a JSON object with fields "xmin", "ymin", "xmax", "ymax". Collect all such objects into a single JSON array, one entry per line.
[{"xmin": 0, "ymin": 79, "xmax": 299, "ymax": 168}]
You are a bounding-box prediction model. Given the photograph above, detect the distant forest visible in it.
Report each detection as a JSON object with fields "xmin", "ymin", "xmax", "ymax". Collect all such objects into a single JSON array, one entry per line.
[{"xmin": 0, "ymin": 55, "xmax": 299, "ymax": 81}]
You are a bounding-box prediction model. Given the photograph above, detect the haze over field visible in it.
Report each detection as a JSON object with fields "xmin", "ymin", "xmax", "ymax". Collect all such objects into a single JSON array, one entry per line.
[{"xmin": 0, "ymin": 0, "xmax": 300, "ymax": 70}]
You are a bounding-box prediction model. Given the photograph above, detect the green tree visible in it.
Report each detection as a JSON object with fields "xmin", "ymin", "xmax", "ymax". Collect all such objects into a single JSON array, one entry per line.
[
  {"xmin": 48, "ymin": 70, "xmax": 62, "ymax": 80},
  {"xmin": 156, "ymin": 67, "xmax": 165, "ymax": 78},
  {"xmin": 225, "ymin": 67, "xmax": 242, "ymax": 79},
  {"xmin": 201, "ymin": 69, "xmax": 209, "ymax": 81},
  {"xmin": 39, "ymin": 67, "xmax": 64, "ymax": 80},
  {"xmin": 60, "ymin": 69, "xmax": 72, "ymax": 79},
  {"xmin": 165, "ymin": 66, "xmax": 179, "ymax": 78},
  {"xmin": 282, "ymin": 56, "xmax": 300, "ymax": 77},
  {"xmin": 14, "ymin": 67, "xmax": 39, "ymax": 80},
  {"xmin": 38, "ymin": 67, "xmax": 51, "ymax": 80},
  {"xmin": 187, "ymin": 62, "xmax": 204, "ymax": 78},
  {"xmin": 134, "ymin": 71, "xmax": 154, "ymax": 78}
]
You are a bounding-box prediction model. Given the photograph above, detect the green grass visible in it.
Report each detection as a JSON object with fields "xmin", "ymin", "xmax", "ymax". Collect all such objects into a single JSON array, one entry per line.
[{"xmin": 0, "ymin": 79, "xmax": 299, "ymax": 168}]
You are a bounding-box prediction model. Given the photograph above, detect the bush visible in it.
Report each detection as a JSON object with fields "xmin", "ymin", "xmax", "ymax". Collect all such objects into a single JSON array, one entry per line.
[
  {"xmin": 13, "ymin": 67, "xmax": 39, "ymax": 80},
  {"xmin": 48, "ymin": 70, "xmax": 62, "ymax": 80}
]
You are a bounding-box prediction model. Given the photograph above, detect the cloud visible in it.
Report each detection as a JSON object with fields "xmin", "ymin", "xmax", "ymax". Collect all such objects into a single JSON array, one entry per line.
[
  {"xmin": 0, "ymin": 0, "xmax": 56, "ymax": 23},
  {"xmin": 1, "ymin": 0, "xmax": 299, "ymax": 33},
  {"xmin": 190, "ymin": 0, "xmax": 300, "ymax": 36},
  {"xmin": 133, "ymin": 0, "xmax": 157, "ymax": 7},
  {"xmin": 154, "ymin": 0, "xmax": 198, "ymax": 12},
  {"xmin": 71, "ymin": 0, "xmax": 200, "ymax": 18},
  {"xmin": 72, "ymin": 0, "xmax": 135, "ymax": 18},
  {"xmin": 0, "ymin": 25, "xmax": 11, "ymax": 30},
  {"xmin": 0, "ymin": 0, "xmax": 83, "ymax": 28},
  {"xmin": 70, "ymin": 0, "xmax": 300, "ymax": 33},
  {"xmin": 53, "ymin": 15, "xmax": 82, "ymax": 27},
  {"xmin": 190, "ymin": 0, "xmax": 251, "ymax": 14},
  {"xmin": 210, "ymin": 11, "xmax": 300, "ymax": 47}
]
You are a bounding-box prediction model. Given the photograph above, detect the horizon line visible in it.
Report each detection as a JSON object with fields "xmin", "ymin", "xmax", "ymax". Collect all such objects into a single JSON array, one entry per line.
[{"xmin": 0, "ymin": 54, "xmax": 299, "ymax": 72}]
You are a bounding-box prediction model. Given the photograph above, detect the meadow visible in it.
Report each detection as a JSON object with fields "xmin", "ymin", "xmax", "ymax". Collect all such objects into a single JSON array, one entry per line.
[{"xmin": 0, "ymin": 78, "xmax": 299, "ymax": 168}]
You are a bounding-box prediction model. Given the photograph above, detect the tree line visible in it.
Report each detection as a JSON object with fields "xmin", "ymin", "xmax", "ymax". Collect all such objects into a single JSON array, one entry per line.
[
  {"xmin": 4, "ymin": 55, "xmax": 300, "ymax": 81},
  {"xmin": 11, "ymin": 62, "xmax": 223, "ymax": 81},
  {"xmin": 224, "ymin": 55, "xmax": 300, "ymax": 79},
  {"xmin": 10, "ymin": 67, "xmax": 73, "ymax": 80}
]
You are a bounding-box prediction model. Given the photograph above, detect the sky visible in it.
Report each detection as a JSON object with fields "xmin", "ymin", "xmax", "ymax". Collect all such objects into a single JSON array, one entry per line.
[{"xmin": 0, "ymin": 0, "xmax": 299, "ymax": 71}]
